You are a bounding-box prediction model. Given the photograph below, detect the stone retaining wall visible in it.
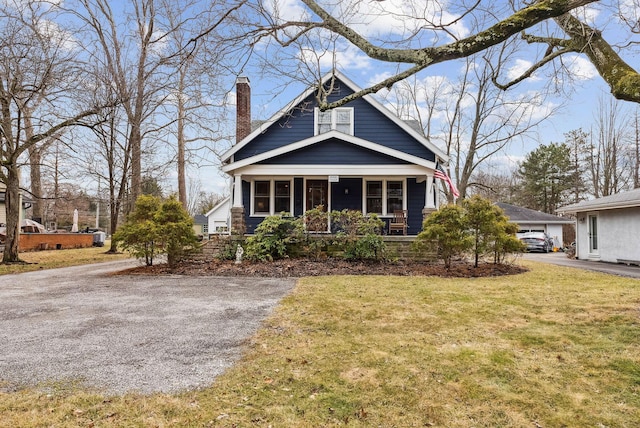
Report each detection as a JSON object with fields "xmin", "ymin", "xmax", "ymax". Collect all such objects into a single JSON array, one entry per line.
[{"xmin": 191, "ymin": 235, "xmax": 433, "ymax": 262}]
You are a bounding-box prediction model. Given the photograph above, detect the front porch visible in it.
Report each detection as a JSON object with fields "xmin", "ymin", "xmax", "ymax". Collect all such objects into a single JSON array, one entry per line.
[{"xmin": 229, "ymin": 175, "xmax": 439, "ymax": 236}]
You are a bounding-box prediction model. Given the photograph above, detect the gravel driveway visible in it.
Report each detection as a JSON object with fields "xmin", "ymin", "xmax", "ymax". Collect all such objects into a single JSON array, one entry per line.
[{"xmin": 0, "ymin": 260, "xmax": 296, "ymax": 395}]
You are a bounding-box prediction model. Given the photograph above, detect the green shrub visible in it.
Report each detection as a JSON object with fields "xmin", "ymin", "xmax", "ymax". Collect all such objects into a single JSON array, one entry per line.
[
  {"xmin": 155, "ymin": 197, "xmax": 200, "ymax": 267},
  {"xmin": 113, "ymin": 195, "xmax": 199, "ymax": 267},
  {"xmin": 414, "ymin": 197, "xmax": 524, "ymax": 268},
  {"xmin": 344, "ymin": 233, "xmax": 386, "ymax": 261},
  {"xmin": 413, "ymin": 204, "xmax": 473, "ymax": 269},
  {"xmin": 244, "ymin": 215, "xmax": 303, "ymax": 261}
]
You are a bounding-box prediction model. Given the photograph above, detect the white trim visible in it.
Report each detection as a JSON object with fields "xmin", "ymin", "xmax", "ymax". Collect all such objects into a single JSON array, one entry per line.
[
  {"xmin": 233, "ymin": 164, "xmax": 431, "ymax": 176},
  {"xmin": 221, "ymin": 70, "xmax": 448, "ymax": 164},
  {"xmin": 222, "ymin": 131, "xmax": 437, "ymax": 173},
  {"xmin": 204, "ymin": 196, "xmax": 231, "ymax": 218}
]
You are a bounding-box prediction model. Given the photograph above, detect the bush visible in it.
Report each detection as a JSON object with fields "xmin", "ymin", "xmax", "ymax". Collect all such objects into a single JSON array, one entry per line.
[
  {"xmin": 343, "ymin": 233, "xmax": 386, "ymax": 260},
  {"xmin": 244, "ymin": 215, "xmax": 304, "ymax": 261},
  {"xmin": 113, "ymin": 195, "xmax": 199, "ymax": 267},
  {"xmin": 413, "ymin": 204, "xmax": 473, "ymax": 269},
  {"xmin": 413, "ymin": 197, "xmax": 524, "ymax": 268}
]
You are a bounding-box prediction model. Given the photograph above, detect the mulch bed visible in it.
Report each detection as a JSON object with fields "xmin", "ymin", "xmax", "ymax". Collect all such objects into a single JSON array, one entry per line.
[{"xmin": 120, "ymin": 258, "xmax": 528, "ymax": 278}]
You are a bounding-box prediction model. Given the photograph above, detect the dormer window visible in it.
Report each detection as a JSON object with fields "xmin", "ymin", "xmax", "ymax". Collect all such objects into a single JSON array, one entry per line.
[{"xmin": 315, "ymin": 107, "xmax": 353, "ymax": 135}]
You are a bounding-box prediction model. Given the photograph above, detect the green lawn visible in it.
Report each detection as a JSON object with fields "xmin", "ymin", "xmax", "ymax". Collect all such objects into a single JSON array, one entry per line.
[
  {"xmin": 1, "ymin": 261, "xmax": 639, "ymax": 427},
  {"xmin": 0, "ymin": 242, "xmax": 130, "ymax": 275}
]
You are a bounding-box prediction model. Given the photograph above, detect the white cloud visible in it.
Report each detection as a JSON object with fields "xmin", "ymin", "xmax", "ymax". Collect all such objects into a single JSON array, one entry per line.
[
  {"xmin": 564, "ymin": 54, "xmax": 598, "ymax": 81},
  {"xmin": 264, "ymin": 0, "xmax": 311, "ymax": 23},
  {"xmin": 507, "ymin": 59, "xmax": 540, "ymax": 81},
  {"xmin": 297, "ymin": 42, "xmax": 372, "ymax": 71},
  {"xmin": 334, "ymin": 0, "xmax": 469, "ymax": 40}
]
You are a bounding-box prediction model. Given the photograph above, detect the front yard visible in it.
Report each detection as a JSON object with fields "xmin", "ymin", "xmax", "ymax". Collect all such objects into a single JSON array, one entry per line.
[{"xmin": 1, "ymin": 260, "xmax": 639, "ymax": 427}]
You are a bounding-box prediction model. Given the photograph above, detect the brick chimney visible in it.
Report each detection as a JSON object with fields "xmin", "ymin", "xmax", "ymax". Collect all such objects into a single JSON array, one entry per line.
[{"xmin": 235, "ymin": 76, "xmax": 251, "ymax": 143}]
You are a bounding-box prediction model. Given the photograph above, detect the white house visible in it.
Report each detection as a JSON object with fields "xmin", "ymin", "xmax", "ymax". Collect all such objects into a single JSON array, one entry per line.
[
  {"xmin": 557, "ymin": 189, "xmax": 640, "ymax": 263},
  {"xmin": 205, "ymin": 197, "xmax": 230, "ymax": 235}
]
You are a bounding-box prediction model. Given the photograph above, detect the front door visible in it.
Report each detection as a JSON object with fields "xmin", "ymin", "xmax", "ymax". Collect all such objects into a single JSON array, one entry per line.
[
  {"xmin": 305, "ymin": 180, "xmax": 328, "ymax": 232},
  {"xmin": 588, "ymin": 214, "xmax": 598, "ymax": 255}
]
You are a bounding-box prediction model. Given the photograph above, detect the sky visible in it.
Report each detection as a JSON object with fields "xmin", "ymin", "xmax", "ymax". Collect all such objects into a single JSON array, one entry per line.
[
  {"xmin": 19, "ymin": 0, "xmax": 636, "ymax": 201},
  {"xmin": 190, "ymin": 0, "xmax": 638, "ymax": 196}
]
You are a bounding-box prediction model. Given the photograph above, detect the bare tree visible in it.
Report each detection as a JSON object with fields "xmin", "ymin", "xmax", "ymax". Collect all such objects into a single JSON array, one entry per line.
[
  {"xmin": 160, "ymin": 0, "xmax": 234, "ymax": 211},
  {"xmin": 378, "ymin": 45, "xmax": 555, "ymax": 201},
  {"xmin": 0, "ymin": 2, "xmax": 99, "ymax": 262},
  {"xmin": 68, "ymin": 0, "xmax": 176, "ymax": 205},
  {"xmin": 242, "ymin": 0, "xmax": 640, "ymax": 110},
  {"xmin": 585, "ymin": 97, "xmax": 632, "ymax": 197}
]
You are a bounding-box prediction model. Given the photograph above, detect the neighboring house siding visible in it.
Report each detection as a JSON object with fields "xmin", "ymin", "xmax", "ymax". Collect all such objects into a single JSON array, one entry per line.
[
  {"xmin": 576, "ymin": 207, "xmax": 640, "ymax": 263},
  {"xmin": 258, "ymin": 139, "xmax": 411, "ymax": 165},
  {"xmin": 234, "ymin": 78, "xmax": 435, "ymax": 163}
]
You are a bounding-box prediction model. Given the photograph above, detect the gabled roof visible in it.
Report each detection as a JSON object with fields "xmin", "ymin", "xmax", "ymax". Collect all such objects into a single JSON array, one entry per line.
[
  {"xmin": 557, "ymin": 188, "xmax": 640, "ymax": 213},
  {"xmin": 204, "ymin": 196, "xmax": 230, "ymax": 218},
  {"xmin": 496, "ymin": 202, "xmax": 573, "ymax": 224},
  {"xmin": 193, "ymin": 214, "xmax": 207, "ymax": 225},
  {"xmin": 221, "ymin": 70, "xmax": 448, "ymax": 165},
  {"xmin": 222, "ymin": 131, "xmax": 436, "ymax": 173}
]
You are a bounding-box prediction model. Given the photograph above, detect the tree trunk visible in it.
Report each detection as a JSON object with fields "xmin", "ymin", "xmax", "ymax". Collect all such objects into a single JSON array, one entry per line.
[
  {"xmin": 3, "ymin": 165, "xmax": 22, "ymax": 263},
  {"xmin": 28, "ymin": 145, "xmax": 43, "ymax": 221}
]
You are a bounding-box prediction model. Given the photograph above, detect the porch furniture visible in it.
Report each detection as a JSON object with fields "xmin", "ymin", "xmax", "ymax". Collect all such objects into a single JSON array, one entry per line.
[{"xmin": 389, "ymin": 210, "xmax": 408, "ymax": 235}]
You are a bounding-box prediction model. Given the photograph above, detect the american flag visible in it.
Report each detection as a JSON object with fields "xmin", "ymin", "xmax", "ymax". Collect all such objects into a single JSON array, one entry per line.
[{"xmin": 434, "ymin": 164, "xmax": 460, "ymax": 198}]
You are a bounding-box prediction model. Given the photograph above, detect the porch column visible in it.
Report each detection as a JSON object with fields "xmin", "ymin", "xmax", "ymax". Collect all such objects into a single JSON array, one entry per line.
[
  {"xmin": 425, "ymin": 173, "xmax": 436, "ymax": 209},
  {"xmin": 233, "ymin": 174, "xmax": 243, "ymax": 207},
  {"xmin": 422, "ymin": 174, "xmax": 437, "ymax": 221},
  {"xmin": 230, "ymin": 174, "xmax": 246, "ymax": 235}
]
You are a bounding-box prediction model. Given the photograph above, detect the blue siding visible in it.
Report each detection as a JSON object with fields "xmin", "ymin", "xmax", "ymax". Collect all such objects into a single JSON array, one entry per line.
[
  {"xmin": 331, "ymin": 178, "xmax": 362, "ymax": 211},
  {"xmin": 407, "ymin": 178, "xmax": 425, "ymax": 233},
  {"xmin": 242, "ymin": 180, "xmax": 261, "ymax": 234},
  {"xmin": 294, "ymin": 177, "xmax": 304, "ymax": 216},
  {"xmin": 259, "ymin": 138, "xmax": 410, "ymax": 165},
  {"xmin": 234, "ymin": 77, "xmax": 435, "ymax": 163}
]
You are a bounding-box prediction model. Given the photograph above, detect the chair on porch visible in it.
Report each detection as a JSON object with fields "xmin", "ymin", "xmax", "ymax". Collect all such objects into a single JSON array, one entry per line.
[{"xmin": 388, "ymin": 210, "xmax": 408, "ymax": 235}]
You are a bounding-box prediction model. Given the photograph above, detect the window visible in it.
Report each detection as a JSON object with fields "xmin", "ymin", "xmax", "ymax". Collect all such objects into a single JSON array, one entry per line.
[
  {"xmin": 274, "ymin": 181, "xmax": 291, "ymax": 213},
  {"xmin": 315, "ymin": 107, "xmax": 353, "ymax": 135},
  {"xmin": 387, "ymin": 181, "xmax": 403, "ymax": 212},
  {"xmin": 202, "ymin": 224, "xmax": 209, "ymax": 234},
  {"xmin": 252, "ymin": 180, "xmax": 292, "ymax": 216},
  {"xmin": 254, "ymin": 181, "xmax": 270, "ymax": 214},
  {"xmin": 366, "ymin": 181, "xmax": 382, "ymax": 214},
  {"xmin": 365, "ymin": 179, "xmax": 405, "ymax": 215}
]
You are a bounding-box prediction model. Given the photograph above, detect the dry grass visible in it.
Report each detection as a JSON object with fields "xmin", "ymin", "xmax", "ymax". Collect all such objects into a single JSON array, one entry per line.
[
  {"xmin": 1, "ymin": 261, "xmax": 640, "ymax": 427},
  {"xmin": 0, "ymin": 242, "xmax": 129, "ymax": 275}
]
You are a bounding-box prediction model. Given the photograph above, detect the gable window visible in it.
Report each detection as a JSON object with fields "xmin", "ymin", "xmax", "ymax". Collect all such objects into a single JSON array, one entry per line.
[
  {"xmin": 315, "ymin": 107, "xmax": 354, "ymax": 135},
  {"xmin": 252, "ymin": 179, "xmax": 292, "ymax": 216},
  {"xmin": 364, "ymin": 179, "xmax": 405, "ymax": 215}
]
